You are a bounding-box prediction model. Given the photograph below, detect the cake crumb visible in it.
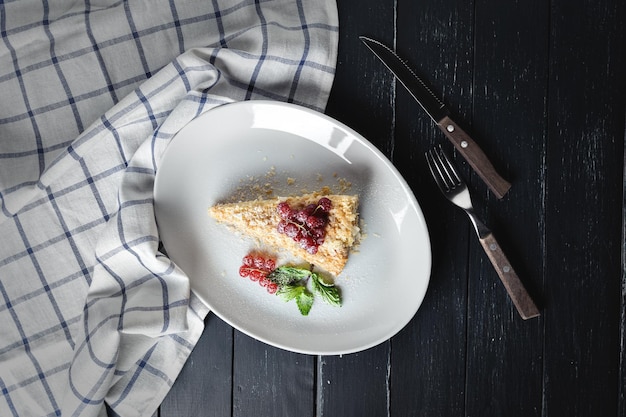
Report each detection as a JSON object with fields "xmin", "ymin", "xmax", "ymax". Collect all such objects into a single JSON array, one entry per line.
[
  {"xmin": 224, "ymin": 166, "xmax": 354, "ymax": 205},
  {"xmin": 337, "ymin": 177, "xmax": 352, "ymax": 193}
]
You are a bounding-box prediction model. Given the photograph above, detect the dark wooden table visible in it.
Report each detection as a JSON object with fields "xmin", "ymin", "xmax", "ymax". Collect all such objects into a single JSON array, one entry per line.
[{"xmin": 158, "ymin": 0, "xmax": 626, "ymax": 415}]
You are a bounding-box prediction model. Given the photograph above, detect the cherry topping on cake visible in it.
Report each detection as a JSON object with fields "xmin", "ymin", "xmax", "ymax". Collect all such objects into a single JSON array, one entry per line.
[{"xmin": 275, "ymin": 197, "xmax": 331, "ymax": 254}]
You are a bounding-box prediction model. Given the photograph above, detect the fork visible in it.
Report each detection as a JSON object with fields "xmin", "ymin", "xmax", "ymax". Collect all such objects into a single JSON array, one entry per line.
[{"xmin": 425, "ymin": 147, "xmax": 540, "ymax": 320}]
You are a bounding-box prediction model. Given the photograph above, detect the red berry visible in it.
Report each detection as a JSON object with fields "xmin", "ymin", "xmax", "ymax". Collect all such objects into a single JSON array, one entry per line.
[
  {"xmin": 318, "ymin": 197, "xmax": 332, "ymax": 212},
  {"xmin": 264, "ymin": 258, "xmax": 276, "ymax": 270},
  {"xmin": 284, "ymin": 222, "xmax": 299, "ymax": 238},
  {"xmin": 306, "ymin": 215, "xmax": 325, "ymax": 229},
  {"xmin": 298, "ymin": 235, "xmax": 314, "ymax": 249},
  {"xmin": 295, "ymin": 210, "xmax": 308, "ymax": 223},
  {"xmin": 239, "ymin": 265, "xmax": 250, "ymax": 277},
  {"xmin": 277, "ymin": 202, "xmax": 292, "ymax": 219},
  {"xmin": 267, "ymin": 282, "xmax": 278, "ymax": 294},
  {"xmin": 312, "ymin": 227, "xmax": 325, "ymax": 238},
  {"xmin": 249, "ymin": 270, "xmax": 262, "ymax": 281},
  {"xmin": 253, "ymin": 255, "xmax": 265, "ymax": 268},
  {"xmin": 243, "ymin": 255, "xmax": 254, "ymax": 266}
]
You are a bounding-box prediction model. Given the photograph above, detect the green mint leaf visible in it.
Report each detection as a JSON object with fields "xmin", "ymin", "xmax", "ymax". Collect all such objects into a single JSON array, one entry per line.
[
  {"xmin": 277, "ymin": 284, "xmax": 314, "ymax": 316},
  {"xmin": 270, "ymin": 265, "xmax": 341, "ymax": 315},
  {"xmin": 311, "ymin": 273, "xmax": 342, "ymax": 307},
  {"xmin": 296, "ymin": 290, "xmax": 314, "ymax": 316},
  {"xmin": 315, "ymin": 273, "xmax": 335, "ymax": 287},
  {"xmin": 268, "ymin": 266, "xmax": 311, "ymax": 286},
  {"xmin": 276, "ymin": 284, "xmax": 304, "ymax": 302}
]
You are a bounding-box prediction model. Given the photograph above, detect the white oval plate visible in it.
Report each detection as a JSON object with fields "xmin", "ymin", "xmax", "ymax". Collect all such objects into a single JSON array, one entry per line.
[{"xmin": 154, "ymin": 100, "xmax": 431, "ymax": 355}]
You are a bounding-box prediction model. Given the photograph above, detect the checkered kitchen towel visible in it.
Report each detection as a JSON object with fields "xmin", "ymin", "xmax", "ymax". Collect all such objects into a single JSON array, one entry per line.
[{"xmin": 0, "ymin": 1, "xmax": 338, "ymax": 415}]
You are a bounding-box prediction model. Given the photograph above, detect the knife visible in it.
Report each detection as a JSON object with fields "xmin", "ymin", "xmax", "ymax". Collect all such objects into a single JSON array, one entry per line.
[{"xmin": 360, "ymin": 36, "xmax": 511, "ymax": 199}]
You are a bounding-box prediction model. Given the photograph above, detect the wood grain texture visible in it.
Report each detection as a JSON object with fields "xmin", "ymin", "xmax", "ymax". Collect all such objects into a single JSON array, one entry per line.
[
  {"xmin": 478, "ymin": 233, "xmax": 540, "ymax": 320},
  {"xmin": 232, "ymin": 332, "xmax": 315, "ymax": 417},
  {"xmin": 318, "ymin": 346, "xmax": 391, "ymax": 417},
  {"xmin": 160, "ymin": 314, "xmax": 233, "ymax": 417},
  {"xmin": 621, "ymin": 160, "xmax": 626, "ymax": 417},
  {"xmin": 543, "ymin": 0, "xmax": 625, "ymax": 415}
]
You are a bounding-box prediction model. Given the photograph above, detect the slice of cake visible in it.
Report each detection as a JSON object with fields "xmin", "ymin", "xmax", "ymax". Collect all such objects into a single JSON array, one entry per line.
[{"xmin": 208, "ymin": 192, "xmax": 360, "ymax": 276}]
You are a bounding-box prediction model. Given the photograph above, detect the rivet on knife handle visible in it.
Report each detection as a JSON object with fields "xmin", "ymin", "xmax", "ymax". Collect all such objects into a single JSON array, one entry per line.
[{"xmin": 437, "ymin": 116, "xmax": 511, "ymax": 199}]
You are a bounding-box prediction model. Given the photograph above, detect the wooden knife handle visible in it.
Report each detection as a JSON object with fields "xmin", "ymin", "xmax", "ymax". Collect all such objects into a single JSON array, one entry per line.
[
  {"xmin": 437, "ymin": 116, "xmax": 511, "ymax": 199},
  {"xmin": 478, "ymin": 233, "xmax": 540, "ymax": 320}
]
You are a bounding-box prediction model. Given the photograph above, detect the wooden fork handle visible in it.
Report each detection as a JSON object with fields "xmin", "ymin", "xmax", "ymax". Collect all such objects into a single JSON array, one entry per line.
[
  {"xmin": 478, "ymin": 233, "xmax": 540, "ymax": 320},
  {"xmin": 437, "ymin": 116, "xmax": 511, "ymax": 199}
]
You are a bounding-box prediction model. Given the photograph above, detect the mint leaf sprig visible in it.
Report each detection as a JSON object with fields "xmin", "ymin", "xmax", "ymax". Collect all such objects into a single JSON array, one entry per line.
[
  {"xmin": 268, "ymin": 266, "xmax": 341, "ymax": 316},
  {"xmin": 311, "ymin": 273, "xmax": 341, "ymax": 307}
]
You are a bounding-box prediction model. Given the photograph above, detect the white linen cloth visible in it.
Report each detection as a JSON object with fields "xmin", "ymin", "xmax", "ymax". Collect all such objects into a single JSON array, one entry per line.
[{"xmin": 0, "ymin": 1, "xmax": 338, "ymax": 415}]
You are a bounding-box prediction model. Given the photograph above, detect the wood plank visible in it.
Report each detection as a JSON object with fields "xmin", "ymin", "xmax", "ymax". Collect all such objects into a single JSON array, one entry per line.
[
  {"xmin": 232, "ymin": 331, "xmax": 315, "ymax": 417},
  {"xmin": 317, "ymin": 346, "xmax": 391, "ymax": 416},
  {"xmin": 389, "ymin": 0, "xmax": 474, "ymax": 414},
  {"xmin": 621, "ymin": 155, "xmax": 626, "ymax": 417},
  {"xmin": 159, "ymin": 314, "xmax": 233, "ymax": 417},
  {"xmin": 543, "ymin": 0, "xmax": 626, "ymax": 415},
  {"xmin": 463, "ymin": 0, "xmax": 548, "ymax": 415},
  {"xmin": 325, "ymin": 0, "xmax": 395, "ymax": 156}
]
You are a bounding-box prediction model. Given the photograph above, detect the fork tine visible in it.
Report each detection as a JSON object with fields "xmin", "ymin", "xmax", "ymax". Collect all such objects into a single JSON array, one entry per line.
[
  {"xmin": 434, "ymin": 147, "xmax": 462, "ymax": 188},
  {"xmin": 426, "ymin": 147, "xmax": 459, "ymax": 191},
  {"xmin": 431, "ymin": 148, "xmax": 454, "ymax": 190},
  {"xmin": 425, "ymin": 148, "xmax": 449, "ymax": 192}
]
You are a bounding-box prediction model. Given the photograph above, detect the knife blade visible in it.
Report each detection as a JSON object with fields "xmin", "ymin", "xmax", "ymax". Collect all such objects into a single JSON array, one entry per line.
[{"xmin": 360, "ymin": 36, "xmax": 511, "ymax": 199}]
